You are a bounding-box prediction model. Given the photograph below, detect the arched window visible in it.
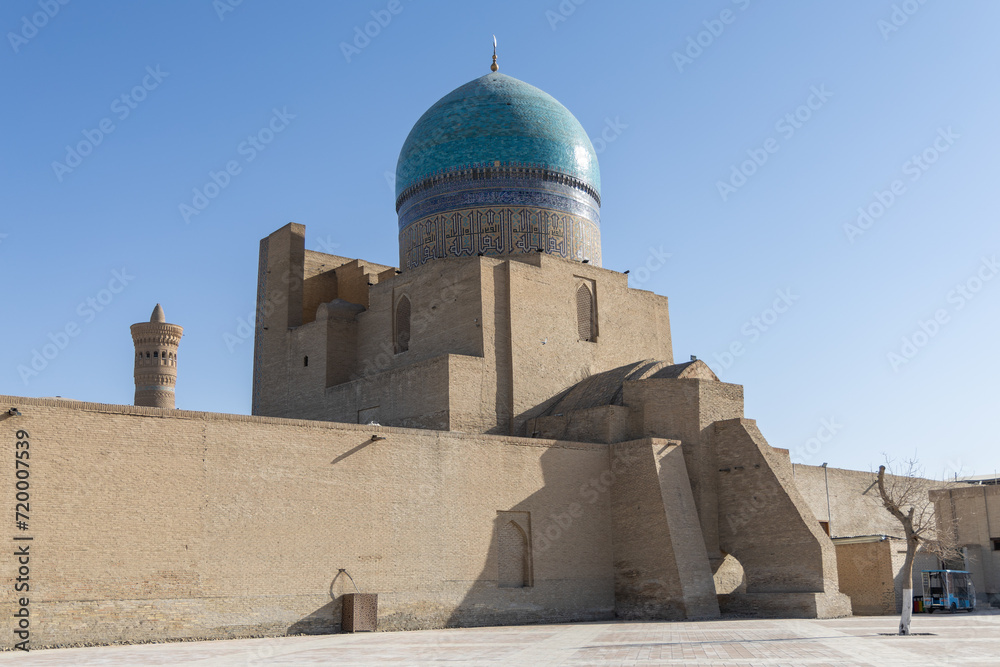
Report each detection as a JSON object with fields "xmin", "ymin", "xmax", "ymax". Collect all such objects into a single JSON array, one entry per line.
[
  {"xmin": 395, "ymin": 295, "xmax": 411, "ymax": 354},
  {"xmin": 576, "ymin": 283, "xmax": 596, "ymax": 342}
]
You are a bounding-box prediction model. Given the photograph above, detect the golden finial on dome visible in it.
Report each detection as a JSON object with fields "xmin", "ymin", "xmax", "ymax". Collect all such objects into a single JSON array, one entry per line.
[{"xmin": 491, "ymin": 34, "xmax": 498, "ymax": 72}]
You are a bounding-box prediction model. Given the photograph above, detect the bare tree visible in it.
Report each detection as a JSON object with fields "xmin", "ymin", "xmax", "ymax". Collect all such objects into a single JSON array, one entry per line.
[{"xmin": 876, "ymin": 458, "xmax": 961, "ymax": 635}]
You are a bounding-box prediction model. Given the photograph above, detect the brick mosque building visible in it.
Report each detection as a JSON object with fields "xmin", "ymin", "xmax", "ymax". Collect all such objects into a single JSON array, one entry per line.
[
  {"xmin": 250, "ymin": 66, "xmax": 854, "ymax": 623},
  {"xmin": 3, "ymin": 61, "xmax": 995, "ymax": 648}
]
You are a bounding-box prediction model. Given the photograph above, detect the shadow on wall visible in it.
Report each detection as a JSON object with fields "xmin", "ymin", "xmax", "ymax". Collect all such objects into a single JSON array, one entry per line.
[
  {"xmin": 288, "ymin": 600, "xmax": 340, "ymax": 635},
  {"xmin": 284, "ymin": 436, "xmax": 383, "ymax": 635},
  {"xmin": 440, "ymin": 444, "xmax": 615, "ymax": 628},
  {"xmin": 287, "ymin": 570, "xmax": 367, "ymax": 635},
  {"xmin": 280, "ymin": 441, "xmax": 614, "ymax": 635}
]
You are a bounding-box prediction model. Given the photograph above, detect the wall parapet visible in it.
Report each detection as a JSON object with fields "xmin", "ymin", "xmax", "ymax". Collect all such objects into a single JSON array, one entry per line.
[{"xmin": 0, "ymin": 394, "xmax": 605, "ymax": 452}]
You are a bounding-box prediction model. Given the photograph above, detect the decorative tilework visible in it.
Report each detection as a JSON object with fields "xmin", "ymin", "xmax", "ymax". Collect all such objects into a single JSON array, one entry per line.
[
  {"xmin": 396, "ymin": 162, "xmax": 600, "ymax": 222},
  {"xmin": 395, "ymin": 73, "xmax": 601, "ymax": 199},
  {"xmin": 400, "ymin": 205, "xmax": 601, "ymax": 270},
  {"xmin": 395, "ymin": 72, "xmax": 604, "ymax": 270},
  {"xmin": 397, "ymin": 162, "xmax": 602, "ymax": 270}
]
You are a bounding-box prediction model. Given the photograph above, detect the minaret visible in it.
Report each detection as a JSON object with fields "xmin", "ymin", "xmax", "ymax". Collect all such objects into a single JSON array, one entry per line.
[{"xmin": 130, "ymin": 304, "xmax": 183, "ymax": 409}]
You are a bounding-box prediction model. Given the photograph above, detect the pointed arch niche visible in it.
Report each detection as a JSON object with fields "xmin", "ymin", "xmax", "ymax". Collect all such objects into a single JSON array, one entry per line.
[
  {"xmin": 496, "ymin": 510, "xmax": 532, "ymax": 588},
  {"xmin": 575, "ymin": 279, "xmax": 597, "ymax": 342},
  {"xmin": 394, "ymin": 294, "xmax": 411, "ymax": 353}
]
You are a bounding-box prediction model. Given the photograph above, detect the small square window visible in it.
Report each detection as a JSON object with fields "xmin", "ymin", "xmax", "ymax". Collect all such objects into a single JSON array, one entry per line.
[{"xmin": 992, "ymin": 538, "xmax": 1000, "ymax": 552}]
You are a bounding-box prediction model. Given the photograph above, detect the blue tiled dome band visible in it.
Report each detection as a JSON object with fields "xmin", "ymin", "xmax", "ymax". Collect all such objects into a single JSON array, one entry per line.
[
  {"xmin": 400, "ymin": 205, "xmax": 601, "ymax": 270},
  {"xmin": 396, "ymin": 162, "xmax": 600, "ymax": 213},
  {"xmin": 395, "ymin": 73, "xmax": 601, "ymax": 199},
  {"xmin": 397, "ymin": 162, "xmax": 600, "ymax": 230},
  {"xmin": 395, "ymin": 72, "xmax": 602, "ymax": 270},
  {"xmin": 398, "ymin": 166, "xmax": 601, "ymax": 269}
]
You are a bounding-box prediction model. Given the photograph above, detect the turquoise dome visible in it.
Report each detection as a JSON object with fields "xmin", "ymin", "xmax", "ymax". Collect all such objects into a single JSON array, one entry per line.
[{"xmin": 395, "ymin": 72, "xmax": 601, "ymax": 200}]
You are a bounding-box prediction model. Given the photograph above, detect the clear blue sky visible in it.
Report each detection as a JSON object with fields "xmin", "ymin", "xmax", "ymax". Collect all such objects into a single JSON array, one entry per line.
[{"xmin": 2, "ymin": 1, "xmax": 998, "ymax": 479}]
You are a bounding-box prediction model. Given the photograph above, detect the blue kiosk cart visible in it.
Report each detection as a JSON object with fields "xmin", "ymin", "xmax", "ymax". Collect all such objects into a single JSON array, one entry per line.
[{"xmin": 921, "ymin": 570, "xmax": 976, "ymax": 612}]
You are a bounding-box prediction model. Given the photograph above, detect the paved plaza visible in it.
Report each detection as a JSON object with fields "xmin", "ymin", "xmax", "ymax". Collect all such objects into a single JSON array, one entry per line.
[{"xmin": 2, "ymin": 610, "xmax": 997, "ymax": 666}]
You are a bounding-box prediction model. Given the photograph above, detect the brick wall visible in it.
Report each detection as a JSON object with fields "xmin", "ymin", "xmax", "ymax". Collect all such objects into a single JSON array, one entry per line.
[
  {"xmin": 793, "ymin": 464, "xmax": 907, "ymax": 538},
  {"xmin": 931, "ymin": 485, "xmax": 1000, "ymax": 600},
  {"xmin": 610, "ymin": 439, "xmax": 718, "ymax": 620},
  {"xmin": 0, "ymin": 395, "xmax": 614, "ymax": 648},
  {"xmin": 253, "ymin": 224, "xmax": 674, "ymax": 437},
  {"xmin": 834, "ymin": 541, "xmax": 896, "ymax": 615}
]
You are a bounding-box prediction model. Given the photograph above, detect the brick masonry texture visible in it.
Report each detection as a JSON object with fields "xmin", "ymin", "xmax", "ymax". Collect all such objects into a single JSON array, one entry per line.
[
  {"xmin": 253, "ymin": 223, "xmax": 671, "ymax": 437},
  {"xmin": 931, "ymin": 485, "xmax": 1000, "ymax": 605},
  {"xmin": 792, "ymin": 464, "xmax": 904, "ymax": 538},
  {"xmin": 6, "ymin": 215, "xmax": 979, "ymax": 647},
  {"xmin": 242, "ymin": 220, "xmax": 861, "ymax": 627},
  {"xmin": 792, "ymin": 464, "xmax": 960, "ymax": 612},
  {"xmin": 835, "ymin": 541, "xmax": 897, "ymax": 615},
  {"xmin": 0, "ymin": 396, "xmax": 613, "ymax": 648},
  {"xmin": 8, "ymin": 64, "xmax": 993, "ymax": 650}
]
